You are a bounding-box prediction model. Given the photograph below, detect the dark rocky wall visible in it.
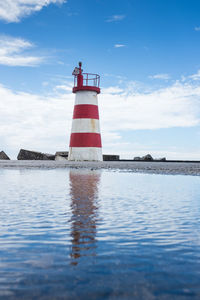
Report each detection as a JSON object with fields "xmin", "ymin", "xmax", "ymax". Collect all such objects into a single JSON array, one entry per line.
[
  {"xmin": 0, "ymin": 151, "xmax": 10, "ymax": 160},
  {"xmin": 17, "ymin": 149, "xmax": 55, "ymax": 160}
]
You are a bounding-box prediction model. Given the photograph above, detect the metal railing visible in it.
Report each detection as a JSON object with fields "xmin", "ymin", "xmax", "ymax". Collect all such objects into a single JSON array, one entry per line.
[{"xmin": 74, "ymin": 73, "xmax": 100, "ymax": 88}]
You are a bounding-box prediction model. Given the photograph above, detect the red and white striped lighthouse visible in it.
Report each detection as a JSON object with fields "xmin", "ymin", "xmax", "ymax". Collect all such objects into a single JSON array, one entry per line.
[{"xmin": 68, "ymin": 62, "xmax": 102, "ymax": 161}]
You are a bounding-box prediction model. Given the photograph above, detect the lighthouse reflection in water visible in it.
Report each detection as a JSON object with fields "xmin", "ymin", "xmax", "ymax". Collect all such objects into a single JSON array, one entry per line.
[{"xmin": 69, "ymin": 169, "xmax": 100, "ymax": 265}]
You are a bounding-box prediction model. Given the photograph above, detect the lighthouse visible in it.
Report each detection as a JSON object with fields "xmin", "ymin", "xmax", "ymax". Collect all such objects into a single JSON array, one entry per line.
[{"xmin": 68, "ymin": 62, "xmax": 102, "ymax": 161}]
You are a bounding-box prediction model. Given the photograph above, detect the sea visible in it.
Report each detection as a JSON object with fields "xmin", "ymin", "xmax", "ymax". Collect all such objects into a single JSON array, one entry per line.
[{"xmin": 0, "ymin": 167, "xmax": 200, "ymax": 299}]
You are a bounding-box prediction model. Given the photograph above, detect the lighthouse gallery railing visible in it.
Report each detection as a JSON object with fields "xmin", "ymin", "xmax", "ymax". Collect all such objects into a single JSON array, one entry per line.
[{"xmin": 74, "ymin": 73, "xmax": 100, "ymax": 88}]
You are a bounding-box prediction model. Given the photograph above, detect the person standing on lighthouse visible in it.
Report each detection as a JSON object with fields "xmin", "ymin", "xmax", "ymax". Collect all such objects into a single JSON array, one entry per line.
[{"xmin": 68, "ymin": 62, "xmax": 103, "ymax": 161}]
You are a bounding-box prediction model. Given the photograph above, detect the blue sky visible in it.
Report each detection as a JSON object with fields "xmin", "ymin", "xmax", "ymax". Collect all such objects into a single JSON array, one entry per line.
[{"xmin": 0, "ymin": 0, "xmax": 200, "ymax": 159}]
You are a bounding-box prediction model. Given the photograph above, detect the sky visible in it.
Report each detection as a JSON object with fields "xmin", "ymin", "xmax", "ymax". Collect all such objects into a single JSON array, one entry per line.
[{"xmin": 0, "ymin": 0, "xmax": 200, "ymax": 159}]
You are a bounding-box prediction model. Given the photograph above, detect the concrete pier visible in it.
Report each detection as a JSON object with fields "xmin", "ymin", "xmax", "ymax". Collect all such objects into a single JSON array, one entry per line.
[{"xmin": 0, "ymin": 160, "xmax": 200, "ymax": 176}]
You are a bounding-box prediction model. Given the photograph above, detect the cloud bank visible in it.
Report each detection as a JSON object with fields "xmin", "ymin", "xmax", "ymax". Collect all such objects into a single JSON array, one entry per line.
[
  {"xmin": 0, "ymin": 84, "xmax": 74, "ymax": 158},
  {"xmin": 0, "ymin": 0, "xmax": 66, "ymax": 22}
]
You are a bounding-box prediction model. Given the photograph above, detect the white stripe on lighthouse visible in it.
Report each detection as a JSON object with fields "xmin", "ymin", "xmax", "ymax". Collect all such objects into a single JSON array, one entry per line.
[
  {"xmin": 69, "ymin": 147, "xmax": 102, "ymax": 161},
  {"xmin": 75, "ymin": 90, "xmax": 98, "ymax": 105},
  {"xmin": 71, "ymin": 119, "xmax": 100, "ymax": 133}
]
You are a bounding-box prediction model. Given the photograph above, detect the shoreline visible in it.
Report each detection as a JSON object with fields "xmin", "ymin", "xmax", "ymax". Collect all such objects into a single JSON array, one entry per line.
[{"xmin": 0, "ymin": 160, "xmax": 200, "ymax": 176}]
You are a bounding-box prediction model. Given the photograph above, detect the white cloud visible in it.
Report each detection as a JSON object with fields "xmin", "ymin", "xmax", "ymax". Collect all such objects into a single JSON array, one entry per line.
[
  {"xmin": 106, "ymin": 15, "xmax": 125, "ymax": 22},
  {"xmin": 149, "ymin": 74, "xmax": 170, "ymax": 80},
  {"xmin": 114, "ymin": 44, "xmax": 125, "ymax": 48},
  {"xmin": 99, "ymin": 80, "xmax": 200, "ymax": 158},
  {"xmin": 99, "ymin": 81, "xmax": 200, "ymax": 136},
  {"xmin": 189, "ymin": 70, "xmax": 200, "ymax": 81},
  {"xmin": 0, "ymin": 0, "xmax": 66, "ymax": 23},
  {"xmin": 54, "ymin": 81, "xmax": 73, "ymax": 92},
  {"xmin": 102, "ymin": 87, "xmax": 123, "ymax": 94},
  {"xmin": 0, "ymin": 83, "xmax": 74, "ymax": 158},
  {"xmin": 42, "ymin": 81, "xmax": 49, "ymax": 87},
  {"xmin": 0, "ymin": 75, "xmax": 200, "ymax": 159},
  {"xmin": 194, "ymin": 26, "xmax": 200, "ymax": 31},
  {"xmin": 0, "ymin": 35, "xmax": 43, "ymax": 66}
]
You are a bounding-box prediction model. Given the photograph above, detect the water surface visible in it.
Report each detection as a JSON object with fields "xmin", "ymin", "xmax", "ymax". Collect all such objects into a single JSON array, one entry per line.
[{"xmin": 0, "ymin": 168, "xmax": 200, "ymax": 299}]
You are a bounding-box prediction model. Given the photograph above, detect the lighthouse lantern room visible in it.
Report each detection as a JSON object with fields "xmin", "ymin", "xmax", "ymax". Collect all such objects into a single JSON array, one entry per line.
[{"xmin": 68, "ymin": 62, "xmax": 103, "ymax": 161}]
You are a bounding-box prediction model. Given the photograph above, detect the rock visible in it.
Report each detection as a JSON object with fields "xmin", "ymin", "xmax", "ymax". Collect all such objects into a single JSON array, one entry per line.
[
  {"xmin": 133, "ymin": 157, "xmax": 142, "ymax": 161},
  {"xmin": 159, "ymin": 157, "xmax": 166, "ymax": 161},
  {"xmin": 154, "ymin": 157, "xmax": 166, "ymax": 162},
  {"xmin": 134, "ymin": 155, "xmax": 166, "ymax": 161},
  {"xmin": 103, "ymin": 155, "xmax": 120, "ymax": 161},
  {"xmin": 141, "ymin": 154, "xmax": 153, "ymax": 161},
  {"xmin": 55, "ymin": 155, "xmax": 68, "ymax": 161},
  {"xmin": 55, "ymin": 151, "xmax": 68, "ymax": 161},
  {"xmin": 0, "ymin": 151, "xmax": 10, "ymax": 160},
  {"xmin": 17, "ymin": 149, "xmax": 55, "ymax": 160},
  {"xmin": 44, "ymin": 153, "xmax": 55, "ymax": 160},
  {"xmin": 134, "ymin": 155, "xmax": 154, "ymax": 161}
]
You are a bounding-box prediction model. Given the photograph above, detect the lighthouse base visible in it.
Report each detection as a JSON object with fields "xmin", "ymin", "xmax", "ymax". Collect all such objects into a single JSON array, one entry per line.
[{"xmin": 68, "ymin": 147, "xmax": 102, "ymax": 161}]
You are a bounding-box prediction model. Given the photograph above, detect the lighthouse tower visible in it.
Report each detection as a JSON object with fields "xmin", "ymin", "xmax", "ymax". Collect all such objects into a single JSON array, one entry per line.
[{"xmin": 68, "ymin": 62, "xmax": 102, "ymax": 161}]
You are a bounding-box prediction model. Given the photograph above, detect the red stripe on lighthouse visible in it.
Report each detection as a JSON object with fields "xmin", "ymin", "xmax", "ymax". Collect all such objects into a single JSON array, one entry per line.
[
  {"xmin": 70, "ymin": 133, "xmax": 102, "ymax": 147},
  {"xmin": 73, "ymin": 105, "xmax": 99, "ymax": 119}
]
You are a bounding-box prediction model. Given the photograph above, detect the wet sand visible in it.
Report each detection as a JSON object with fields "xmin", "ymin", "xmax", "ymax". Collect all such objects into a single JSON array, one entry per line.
[{"xmin": 0, "ymin": 160, "xmax": 200, "ymax": 176}]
